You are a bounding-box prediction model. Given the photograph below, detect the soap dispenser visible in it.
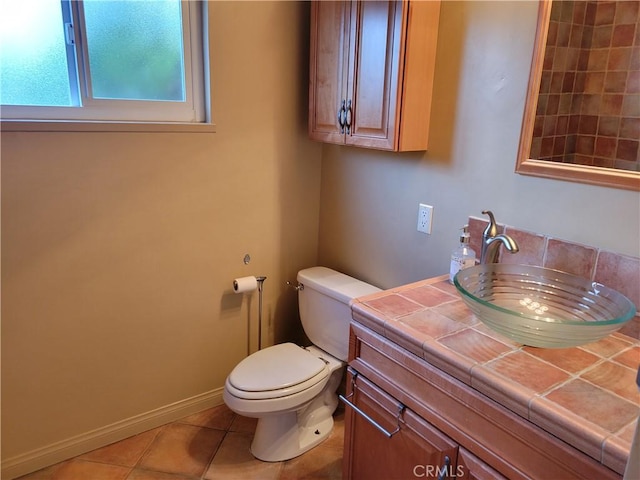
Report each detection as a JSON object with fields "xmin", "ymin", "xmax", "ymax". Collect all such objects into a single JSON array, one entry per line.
[{"xmin": 449, "ymin": 225, "xmax": 476, "ymax": 284}]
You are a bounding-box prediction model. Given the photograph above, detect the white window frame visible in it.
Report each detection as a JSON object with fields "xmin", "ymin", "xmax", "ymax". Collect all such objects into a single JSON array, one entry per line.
[{"xmin": 1, "ymin": 0, "xmax": 212, "ymax": 131}]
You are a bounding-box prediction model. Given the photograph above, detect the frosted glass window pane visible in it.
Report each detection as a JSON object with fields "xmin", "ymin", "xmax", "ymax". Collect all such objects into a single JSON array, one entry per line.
[
  {"xmin": 0, "ymin": 0, "xmax": 73, "ymax": 106},
  {"xmin": 83, "ymin": 0, "xmax": 185, "ymax": 101}
]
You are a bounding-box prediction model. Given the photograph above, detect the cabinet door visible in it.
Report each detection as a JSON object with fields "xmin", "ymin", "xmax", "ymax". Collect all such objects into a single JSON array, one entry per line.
[
  {"xmin": 343, "ymin": 371, "xmax": 458, "ymax": 480},
  {"xmin": 457, "ymin": 448, "xmax": 508, "ymax": 480},
  {"xmin": 308, "ymin": 1, "xmax": 352, "ymax": 144},
  {"xmin": 346, "ymin": 0, "xmax": 403, "ymax": 150}
]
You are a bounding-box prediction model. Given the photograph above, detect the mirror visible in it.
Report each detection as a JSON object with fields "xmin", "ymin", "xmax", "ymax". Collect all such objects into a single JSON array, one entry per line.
[{"xmin": 516, "ymin": 0, "xmax": 640, "ymax": 191}]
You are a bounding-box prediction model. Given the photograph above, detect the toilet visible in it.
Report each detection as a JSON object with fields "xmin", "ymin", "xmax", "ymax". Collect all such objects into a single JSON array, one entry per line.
[{"xmin": 223, "ymin": 266, "xmax": 381, "ymax": 462}]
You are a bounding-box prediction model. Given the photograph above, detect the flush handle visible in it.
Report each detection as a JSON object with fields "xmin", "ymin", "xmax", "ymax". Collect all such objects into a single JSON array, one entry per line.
[{"xmin": 286, "ymin": 281, "xmax": 304, "ymax": 291}]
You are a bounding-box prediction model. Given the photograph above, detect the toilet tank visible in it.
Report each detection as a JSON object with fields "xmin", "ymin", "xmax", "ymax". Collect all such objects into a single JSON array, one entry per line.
[{"xmin": 297, "ymin": 267, "xmax": 381, "ymax": 361}]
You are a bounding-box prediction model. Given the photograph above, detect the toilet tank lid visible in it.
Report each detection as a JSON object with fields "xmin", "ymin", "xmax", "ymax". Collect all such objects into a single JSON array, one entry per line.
[{"xmin": 297, "ymin": 267, "xmax": 381, "ymax": 305}]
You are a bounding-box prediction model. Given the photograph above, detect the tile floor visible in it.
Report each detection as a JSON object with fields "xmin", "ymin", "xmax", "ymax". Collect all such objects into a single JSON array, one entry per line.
[{"xmin": 17, "ymin": 404, "xmax": 344, "ymax": 480}]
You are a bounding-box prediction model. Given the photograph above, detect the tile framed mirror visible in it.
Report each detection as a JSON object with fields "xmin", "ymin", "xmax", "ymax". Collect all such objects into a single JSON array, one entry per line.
[{"xmin": 516, "ymin": 0, "xmax": 640, "ymax": 191}]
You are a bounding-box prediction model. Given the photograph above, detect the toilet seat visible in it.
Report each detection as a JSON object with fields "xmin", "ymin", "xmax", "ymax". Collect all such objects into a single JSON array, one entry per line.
[{"xmin": 226, "ymin": 343, "xmax": 329, "ymax": 400}]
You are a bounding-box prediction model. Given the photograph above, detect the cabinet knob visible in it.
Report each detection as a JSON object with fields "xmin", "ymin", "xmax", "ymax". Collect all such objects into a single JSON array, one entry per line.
[
  {"xmin": 437, "ymin": 455, "xmax": 451, "ymax": 480},
  {"xmin": 345, "ymin": 99, "xmax": 352, "ymax": 134}
]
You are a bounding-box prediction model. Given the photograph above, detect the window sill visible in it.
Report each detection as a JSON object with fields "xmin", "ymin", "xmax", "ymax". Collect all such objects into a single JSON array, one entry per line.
[{"xmin": 1, "ymin": 120, "xmax": 216, "ymax": 134}]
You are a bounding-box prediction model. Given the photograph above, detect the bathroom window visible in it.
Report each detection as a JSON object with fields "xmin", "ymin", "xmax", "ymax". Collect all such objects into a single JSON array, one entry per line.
[{"xmin": 0, "ymin": 0, "xmax": 207, "ymax": 124}]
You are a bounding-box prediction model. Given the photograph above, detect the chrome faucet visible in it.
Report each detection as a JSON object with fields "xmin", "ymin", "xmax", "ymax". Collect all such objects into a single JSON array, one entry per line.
[{"xmin": 480, "ymin": 210, "xmax": 519, "ymax": 264}]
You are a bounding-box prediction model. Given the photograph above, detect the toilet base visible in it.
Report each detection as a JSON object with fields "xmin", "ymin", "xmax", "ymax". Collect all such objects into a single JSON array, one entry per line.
[
  {"xmin": 250, "ymin": 411, "xmax": 334, "ymax": 462},
  {"xmin": 249, "ymin": 366, "xmax": 342, "ymax": 462}
]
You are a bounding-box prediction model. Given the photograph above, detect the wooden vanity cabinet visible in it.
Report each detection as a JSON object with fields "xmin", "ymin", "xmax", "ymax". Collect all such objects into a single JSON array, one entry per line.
[
  {"xmin": 308, "ymin": 0, "xmax": 440, "ymax": 151},
  {"xmin": 343, "ymin": 322, "xmax": 622, "ymax": 480}
]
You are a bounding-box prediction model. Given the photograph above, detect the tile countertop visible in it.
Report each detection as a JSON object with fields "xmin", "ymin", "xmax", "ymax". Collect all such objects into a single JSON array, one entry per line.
[{"xmin": 350, "ymin": 275, "xmax": 640, "ymax": 476}]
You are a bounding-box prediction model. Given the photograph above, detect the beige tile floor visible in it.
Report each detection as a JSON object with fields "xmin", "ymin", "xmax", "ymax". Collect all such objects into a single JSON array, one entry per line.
[{"xmin": 18, "ymin": 404, "xmax": 344, "ymax": 480}]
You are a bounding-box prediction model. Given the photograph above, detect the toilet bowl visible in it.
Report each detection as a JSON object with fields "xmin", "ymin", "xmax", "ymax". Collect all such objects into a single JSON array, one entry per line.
[
  {"xmin": 223, "ymin": 267, "xmax": 380, "ymax": 462},
  {"xmin": 223, "ymin": 344, "xmax": 343, "ymax": 461}
]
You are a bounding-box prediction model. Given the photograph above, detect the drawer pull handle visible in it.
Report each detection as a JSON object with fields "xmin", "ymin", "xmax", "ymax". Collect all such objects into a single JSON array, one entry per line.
[
  {"xmin": 337, "ymin": 99, "xmax": 346, "ymax": 133},
  {"xmin": 340, "ymin": 370, "xmax": 405, "ymax": 438}
]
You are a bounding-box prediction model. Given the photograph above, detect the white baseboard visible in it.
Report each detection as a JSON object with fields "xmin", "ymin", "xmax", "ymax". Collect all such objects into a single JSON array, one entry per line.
[{"xmin": 2, "ymin": 388, "xmax": 225, "ymax": 480}]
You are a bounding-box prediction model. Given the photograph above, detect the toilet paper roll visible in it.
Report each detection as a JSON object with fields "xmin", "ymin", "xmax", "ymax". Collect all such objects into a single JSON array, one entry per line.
[{"xmin": 233, "ymin": 276, "xmax": 258, "ymax": 294}]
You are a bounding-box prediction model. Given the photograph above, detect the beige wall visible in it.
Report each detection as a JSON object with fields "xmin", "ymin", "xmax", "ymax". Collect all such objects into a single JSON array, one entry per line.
[
  {"xmin": 1, "ymin": 2, "xmax": 322, "ymax": 476},
  {"xmin": 319, "ymin": 0, "xmax": 640, "ymax": 290}
]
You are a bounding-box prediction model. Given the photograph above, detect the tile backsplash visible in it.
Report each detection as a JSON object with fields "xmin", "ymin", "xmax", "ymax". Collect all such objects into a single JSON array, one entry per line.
[{"xmin": 468, "ymin": 216, "xmax": 640, "ymax": 339}]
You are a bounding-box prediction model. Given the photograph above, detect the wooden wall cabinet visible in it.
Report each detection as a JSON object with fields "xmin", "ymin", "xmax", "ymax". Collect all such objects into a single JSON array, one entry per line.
[
  {"xmin": 308, "ymin": 1, "xmax": 440, "ymax": 151},
  {"xmin": 342, "ymin": 322, "xmax": 622, "ymax": 480}
]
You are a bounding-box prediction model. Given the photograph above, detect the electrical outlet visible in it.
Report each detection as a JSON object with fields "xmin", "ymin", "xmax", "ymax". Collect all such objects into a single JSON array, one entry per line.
[{"xmin": 417, "ymin": 204, "xmax": 433, "ymax": 234}]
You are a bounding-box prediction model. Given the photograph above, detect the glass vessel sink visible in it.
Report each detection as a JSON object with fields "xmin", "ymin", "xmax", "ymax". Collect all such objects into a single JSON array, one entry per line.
[{"xmin": 453, "ymin": 264, "xmax": 636, "ymax": 348}]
